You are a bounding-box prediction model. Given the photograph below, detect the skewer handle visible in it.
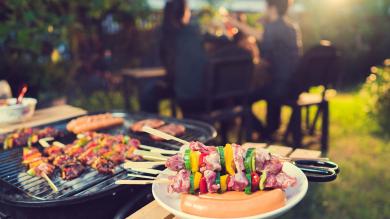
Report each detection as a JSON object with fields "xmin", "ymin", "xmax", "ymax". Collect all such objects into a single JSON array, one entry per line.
[
  {"xmin": 139, "ymin": 145, "xmax": 178, "ymax": 155},
  {"xmin": 141, "ymin": 126, "xmax": 189, "ymax": 145},
  {"xmin": 291, "ymin": 157, "xmax": 329, "ymax": 162},
  {"xmin": 115, "ymin": 179, "xmax": 169, "ymax": 185},
  {"xmin": 127, "ymin": 173, "xmax": 157, "ymax": 180},
  {"xmin": 42, "ymin": 172, "xmax": 58, "ymax": 193},
  {"xmin": 134, "ymin": 150, "xmax": 169, "ymax": 161},
  {"xmin": 123, "ymin": 161, "xmax": 166, "ymax": 169},
  {"xmin": 129, "ymin": 167, "xmax": 163, "ymax": 175}
]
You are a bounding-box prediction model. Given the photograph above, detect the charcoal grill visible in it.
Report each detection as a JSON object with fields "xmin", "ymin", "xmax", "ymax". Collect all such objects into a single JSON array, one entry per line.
[{"xmin": 0, "ymin": 111, "xmax": 216, "ymax": 219}]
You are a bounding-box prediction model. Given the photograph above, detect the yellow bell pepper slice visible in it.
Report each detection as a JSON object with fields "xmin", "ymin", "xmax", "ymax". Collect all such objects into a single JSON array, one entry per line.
[
  {"xmin": 194, "ymin": 172, "xmax": 202, "ymax": 190},
  {"xmin": 220, "ymin": 174, "xmax": 228, "ymax": 192},
  {"xmin": 190, "ymin": 151, "xmax": 200, "ymax": 173},
  {"xmin": 224, "ymin": 144, "xmax": 236, "ymax": 175}
]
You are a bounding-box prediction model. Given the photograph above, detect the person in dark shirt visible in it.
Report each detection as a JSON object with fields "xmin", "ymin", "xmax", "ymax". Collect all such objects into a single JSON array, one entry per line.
[
  {"xmin": 260, "ymin": 0, "xmax": 302, "ymax": 136},
  {"xmin": 140, "ymin": 0, "xmax": 207, "ymax": 113}
]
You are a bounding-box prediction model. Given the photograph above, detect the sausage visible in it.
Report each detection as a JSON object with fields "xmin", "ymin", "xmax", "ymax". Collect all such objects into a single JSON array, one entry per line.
[
  {"xmin": 180, "ymin": 189, "xmax": 286, "ymax": 218},
  {"xmin": 66, "ymin": 114, "xmax": 124, "ymax": 134},
  {"xmin": 72, "ymin": 117, "xmax": 124, "ymax": 134},
  {"xmin": 67, "ymin": 114, "xmax": 112, "ymax": 132}
]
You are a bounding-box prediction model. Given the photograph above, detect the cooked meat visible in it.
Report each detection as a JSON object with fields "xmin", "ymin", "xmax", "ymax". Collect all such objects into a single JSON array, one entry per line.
[
  {"xmin": 64, "ymin": 145, "xmax": 84, "ymax": 158},
  {"xmin": 2, "ymin": 127, "xmax": 60, "ymax": 150},
  {"xmin": 22, "ymin": 147, "xmax": 42, "ymax": 163},
  {"xmin": 22, "ymin": 132, "xmax": 143, "ymax": 180},
  {"xmin": 53, "ymin": 155, "xmax": 73, "ymax": 167},
  {"xmin": 103, "ymin": 151, "xmax": 125, "ymax": 164},
  {"xmin": 44, "ymin": 145, "xmax": 63, "ymax": 161},
  {"xmin": 150, "ymin": 124, "xmax": 186, "ymax": 141},
  {"xmin": 130, "ymin": 119, "xmax": 165, "ymax": 132},
  {"xmin": 91, "ymin": 157, "xmax": 116, "ymax": 174},
  {"xmin": 78, "ymin": 148, "xmax": 98, "ymax": 165},
  {"xmin": 28, "ymin": 162, "xmax": 55, "ymax": 177},
  {"xmin": 61, "ymin": 161, "xmax": 85, "ymax": 180}
]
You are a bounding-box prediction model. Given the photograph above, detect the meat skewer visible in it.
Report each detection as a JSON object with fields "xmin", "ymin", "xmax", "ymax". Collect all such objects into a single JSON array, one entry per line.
[
  {"xmin": 120, "ymin": 142, "xmax": 296, "ymax": 195},
  {"xmin": 22, "ymin": 131, "xmax": 168, "ymax": 183},
  {"xmin": 2, "ymin": 127, "xmax": 61, "ymax": 150},
  {"xmin": 23, "ymin": 147, "xmax": 58, "ymax": 192}
]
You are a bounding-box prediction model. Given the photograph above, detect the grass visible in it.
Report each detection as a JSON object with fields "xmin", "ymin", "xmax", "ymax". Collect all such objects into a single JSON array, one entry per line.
[{"xmin": 253, "ymin": 91, "xmax": 390, "ymax": 219}]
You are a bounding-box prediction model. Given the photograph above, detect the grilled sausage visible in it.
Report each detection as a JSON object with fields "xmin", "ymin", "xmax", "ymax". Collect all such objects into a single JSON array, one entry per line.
[{"xmin": 180, "ymin": 189, "xmax": 286, "ymax": 218}]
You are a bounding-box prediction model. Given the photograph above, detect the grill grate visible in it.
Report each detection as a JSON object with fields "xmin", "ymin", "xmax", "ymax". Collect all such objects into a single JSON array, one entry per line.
[
  {"xmin": 0, "ymin": 147, "xmax": 127, "ymax": 200},
  {"xmin": 0, "ymin": 112, "xmax": 216, "ymax": 202}
]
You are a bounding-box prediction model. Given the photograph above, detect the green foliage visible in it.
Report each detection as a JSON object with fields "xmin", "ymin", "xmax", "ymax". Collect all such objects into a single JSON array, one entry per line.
[
  {"xmin": 71, "ymin": 90, "xmax": 125, "ymax": 111},
  {"xmin": 361, "ymin": 59, "xmax": 390, "ymax": 134},
  {"xmin": 296, "ymin": 0, "xmax": 390, "ymax": 84},
  {"xmin": 0, "ymin": 0, "xmax": 151, "ymax": 101}
]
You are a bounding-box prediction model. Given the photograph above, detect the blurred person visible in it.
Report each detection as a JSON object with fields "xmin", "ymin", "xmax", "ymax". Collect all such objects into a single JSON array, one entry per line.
[
  {"xmin": 0, "ymin": 80, "xmax": 12, "ymax": 106},
  {"xmin": 0, "ymin": 80, "xmax": 12, "ymax": 99},
  {"xmin": 140, "ymin": 0, "xmax": 208, "ymax": 113},
  {"xmin": 227, "ymin": 0, "xmax": 302, "ymax": 139},
  {"xmin": 260, "ymin": 0, "xmax": 302, "ymax": 137}
]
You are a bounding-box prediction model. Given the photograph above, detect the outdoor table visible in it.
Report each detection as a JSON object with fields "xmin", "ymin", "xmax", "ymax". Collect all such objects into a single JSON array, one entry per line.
[
  {"xmin": 120, "ymin": 67, "xmax": 166, "ymax": 112},
  {"xmin": 0, "ymin": 104, "xmax": 86, "ymax": 134},
  {"xmin": 127, "ymin": 144, "xmax": 322, "ymax": 219}
]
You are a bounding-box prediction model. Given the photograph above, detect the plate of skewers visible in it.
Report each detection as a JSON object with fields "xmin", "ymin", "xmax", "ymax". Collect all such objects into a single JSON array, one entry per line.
[{"xmin": 117, "ymin": 127, "xmax": 339, "ymax": 219}]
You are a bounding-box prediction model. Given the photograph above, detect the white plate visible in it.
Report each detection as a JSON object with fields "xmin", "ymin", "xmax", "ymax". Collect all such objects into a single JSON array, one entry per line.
[{"xmin": 152, "ymin": 162, "xmax": 308, "ymax": 219}]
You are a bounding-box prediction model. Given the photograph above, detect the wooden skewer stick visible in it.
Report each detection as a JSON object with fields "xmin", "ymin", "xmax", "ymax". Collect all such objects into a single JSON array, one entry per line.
[
  {"xmin": 123, "ymin": 161, "xmax": 166, "ymax": 169},
  {"xmin": 129, "ymin": 167, "xmax": 163, "ymax": 175},
  {"xmin": 139, "ymin": 145, "xmax": 161, "ymax": 151},
  {"xmin": 38, "ymin": 139, "xmax": 51, "ymax": 148},
  {"xmin": 53, "ymin": 141, "xmax": 66, "ymax": 148},
  {"xmin": 139, "ymin": 145, "xmax": 179, "ymax": 155},
  {"xmin": 127, "ymin": 173, "xmax": 157, "ymax": 180},
  {"xmin": 133, "ymin": 150, "xmax": 169, "ymax": 161},
  {"xmin": 38, "ymin": 137, "xmax": 55, "ymax": 148},
  {"xmin": 115, "ymin": 179, "xmax": 169, "ymax": 185},
  {"xmin": 41, "ymin": 172, "xmax": 58, "ymax": 193},
  {"xmin": 141, "ymin": 126, "xmax": 189, "ymax": 145},
  {"xmin": 150, "ymin": 148, "xmax": 178, "ymax": 155}
]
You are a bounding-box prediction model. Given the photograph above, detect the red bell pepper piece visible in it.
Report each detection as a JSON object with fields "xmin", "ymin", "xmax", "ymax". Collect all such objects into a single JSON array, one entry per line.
[
  {"xmin": 251, "ymin": 172, "xmax": 260, "ymax": 192},
  {"xmin": 226, "ymin": 175, "xmax": 231, "ymax": 191},
  {"xmin": 199, "ymin": 176, "xmax": 208, "ymax": 194}
]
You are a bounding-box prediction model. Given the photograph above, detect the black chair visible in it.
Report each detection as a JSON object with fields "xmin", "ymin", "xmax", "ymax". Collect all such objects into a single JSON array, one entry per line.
[
  {"xmin": 282, "ymin": 43, "xmax": 340, "ymax": 153},
  {"xmin": 182, "ymin": 46, "xmax": 254, "ymax": 143}
]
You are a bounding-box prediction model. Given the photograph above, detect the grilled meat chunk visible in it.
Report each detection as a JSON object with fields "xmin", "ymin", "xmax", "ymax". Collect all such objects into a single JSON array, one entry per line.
[
  {"xmin": 130, "ymin": 119, "xmax": 165, "ymax": 132},
  {"xmin": 61, "ymin": 161, "xmax": 85, "ymax": 180},
  {"xmin": 91, "ymin": 157, "xmax": 116, "ymax": 174}
]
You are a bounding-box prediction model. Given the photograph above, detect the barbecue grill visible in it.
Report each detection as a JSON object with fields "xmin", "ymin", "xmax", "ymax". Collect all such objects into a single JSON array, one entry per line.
[{"xmin": 0, "ymin": 112, "xmax": 216, "ymax": 219}]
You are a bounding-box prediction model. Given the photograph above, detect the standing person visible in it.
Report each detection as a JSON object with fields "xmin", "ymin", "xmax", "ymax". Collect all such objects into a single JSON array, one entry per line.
[{"xmin": 139, "ymin": 0, "xmax": 208, "ymax": 113}]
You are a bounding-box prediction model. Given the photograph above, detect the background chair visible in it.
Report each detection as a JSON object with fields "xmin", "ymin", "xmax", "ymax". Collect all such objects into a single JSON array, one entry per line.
[
  {"xmin": 182, "ymin": 46, "xmax": 254, "ymax": 143},
  {"xmin": 282, "ymin": 43, "xmax": 341, "ymax": 153}
]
